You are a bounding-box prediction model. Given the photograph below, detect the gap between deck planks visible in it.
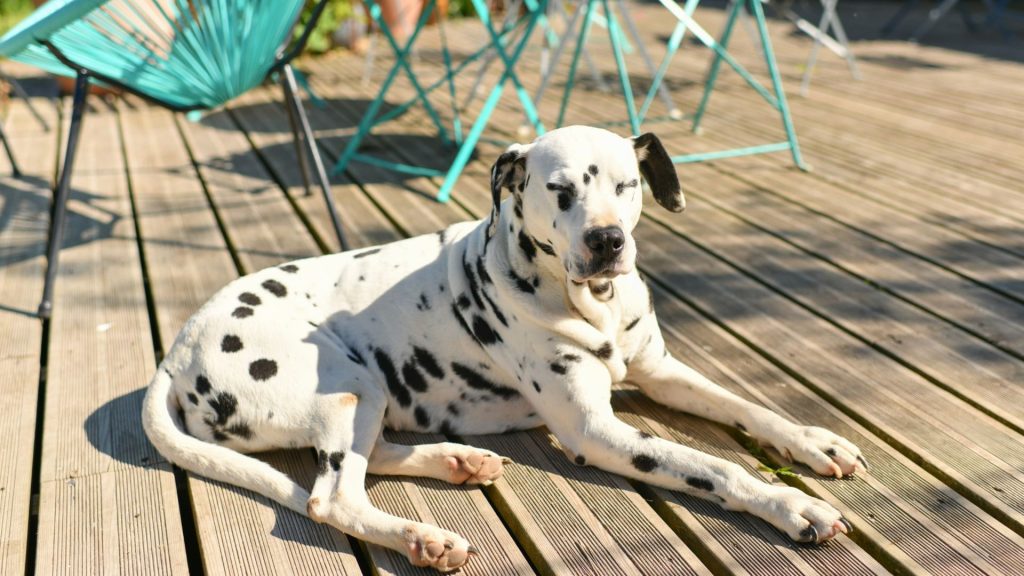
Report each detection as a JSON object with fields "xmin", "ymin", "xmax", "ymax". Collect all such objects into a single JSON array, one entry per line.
[{"xmin": 0, "ymin": 80, "xmax": 57, "ymax": 576}]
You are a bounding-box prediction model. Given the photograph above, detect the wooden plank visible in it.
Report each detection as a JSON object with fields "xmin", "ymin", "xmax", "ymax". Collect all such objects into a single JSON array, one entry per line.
[
  {"xmin": 220, "ymin": 88, "xmax": 536, "ymax": 575},
  {"xmin": 35, "ymin": 97, "xmax": 187, "ymax": 575},
  {"xmin": 120, "ymin": 101, "xmax": 362, "ymax": 576},
  {"xmin": 0, "ymin": 76, "xmax": 58, "ymax": 576}
]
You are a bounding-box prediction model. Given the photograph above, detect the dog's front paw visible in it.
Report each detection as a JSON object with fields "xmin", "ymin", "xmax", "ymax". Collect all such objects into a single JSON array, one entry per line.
[
  {"xmin": 445, "ymin": 448, "xmax": 509, "ymax": 486},
  {"xmin": 404, "ymin": 524, "xmax": 478, "ymax": 572},
  {"xmin": 758, "ymin": 485, "xmax": 851, "ymax": 544},
  {"xmin": 773, "ymin": 425, "xmax": 868, "ymax": 478}
]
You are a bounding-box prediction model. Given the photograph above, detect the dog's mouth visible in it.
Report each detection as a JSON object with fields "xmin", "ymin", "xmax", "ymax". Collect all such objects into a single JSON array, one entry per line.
[{"xmin": 569, "ymin": 255, "xmax": 634, "ymax": 283}]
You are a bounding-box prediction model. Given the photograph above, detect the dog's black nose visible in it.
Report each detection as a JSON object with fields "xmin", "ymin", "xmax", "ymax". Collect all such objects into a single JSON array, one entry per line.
[{"xmin": 584, "ymin": 226, "xmax": 626, "ymax": 260}]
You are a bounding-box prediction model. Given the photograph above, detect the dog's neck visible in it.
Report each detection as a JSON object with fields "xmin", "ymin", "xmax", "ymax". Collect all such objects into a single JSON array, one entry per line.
[{"xmin": 497, "ymin": 205, "xmax": 621, "ymax": 335}]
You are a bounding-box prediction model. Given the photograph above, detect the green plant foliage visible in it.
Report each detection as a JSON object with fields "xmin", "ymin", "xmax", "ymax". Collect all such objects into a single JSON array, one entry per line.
[
  {"xmin": 758, "ymin": 464, "xmax": 799, "ymax": 478},
  {"xmin": 0, "ymin": 0, "xmax": 34, "ymax": 36},
  {"xmin": 294, "ymin": 0, "xmax": 356, "ymax": 54}
]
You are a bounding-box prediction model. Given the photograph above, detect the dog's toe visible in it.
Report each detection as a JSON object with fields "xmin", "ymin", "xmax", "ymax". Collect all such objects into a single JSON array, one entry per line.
[{"xmin": 446, "ymin": 449, "xmax": 507, "ymax": 485}]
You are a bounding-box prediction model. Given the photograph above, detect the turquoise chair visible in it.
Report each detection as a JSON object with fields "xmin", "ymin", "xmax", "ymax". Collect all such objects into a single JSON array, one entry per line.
[{"xmin": 0, "ymin": 0, "xmax": 348, "ymax": 318}]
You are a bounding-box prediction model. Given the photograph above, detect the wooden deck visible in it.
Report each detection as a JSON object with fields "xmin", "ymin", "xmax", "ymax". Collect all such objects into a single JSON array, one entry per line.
[{"xmin": 2, "ymin": 2, "xmax": 1024, "ymax": 574}]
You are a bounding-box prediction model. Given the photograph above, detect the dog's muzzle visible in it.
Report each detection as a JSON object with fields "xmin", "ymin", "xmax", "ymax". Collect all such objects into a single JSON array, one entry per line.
[{"xmin": 582, "ymin": 226, "xmax": 626, "ymax": 276}]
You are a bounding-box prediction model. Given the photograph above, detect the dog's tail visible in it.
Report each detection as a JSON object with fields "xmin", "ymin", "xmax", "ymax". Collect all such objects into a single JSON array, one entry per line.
[{"xmin": 142, "ymin": 363, "xmax": 310, "ymax": 515}]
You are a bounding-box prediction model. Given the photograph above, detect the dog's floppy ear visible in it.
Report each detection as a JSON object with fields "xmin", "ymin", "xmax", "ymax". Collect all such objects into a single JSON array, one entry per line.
[
  {"xmin": 633, "ymin": 132, "xmax": 685, "ymax": 212},
  {"xmin": 488, "ymin": 142, "xmax": 530, "ymax": 239}
]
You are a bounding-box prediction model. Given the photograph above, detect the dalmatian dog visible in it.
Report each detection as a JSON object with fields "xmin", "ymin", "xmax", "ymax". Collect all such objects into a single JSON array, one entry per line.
[{"xmin": 143, "ymin": 125, "xmax": 866, "ymax": 572}]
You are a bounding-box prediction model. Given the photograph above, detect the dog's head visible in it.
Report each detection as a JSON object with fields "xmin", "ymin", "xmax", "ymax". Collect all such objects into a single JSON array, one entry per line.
[{"xmin": 490, "ymin": 125, "xmax": 683, "ymax": 283}]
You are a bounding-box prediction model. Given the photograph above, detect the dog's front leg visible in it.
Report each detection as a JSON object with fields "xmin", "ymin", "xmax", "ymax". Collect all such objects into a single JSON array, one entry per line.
[
  {"xmin": 627, "ymin": 329, "xmax": 866, "ymax": 478},
  {"xmin": 531, "ymin": 360, "xmax": 850, "ymax": 543}
]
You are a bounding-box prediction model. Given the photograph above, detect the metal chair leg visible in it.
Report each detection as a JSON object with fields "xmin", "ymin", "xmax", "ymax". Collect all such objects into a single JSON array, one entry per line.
[
  {"xmin": 0, "ymin": 119, "xmax": 21, "ymax": 178},
  {"xmin": 280, "ymin": 64, "xmax": 349, "ymax": 252},
  {"xmin": 281, "ymin": 78, "xmax": 314, "ymax": 197},
  {"xmin": 39, "ymin": 71, "xmax": 89, "ymax": 319}
]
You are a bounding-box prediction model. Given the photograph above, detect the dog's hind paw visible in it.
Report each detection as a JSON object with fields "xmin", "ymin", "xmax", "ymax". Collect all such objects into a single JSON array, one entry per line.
[
  {"xmin": 404, "ymin": 525, "xmax": 477, "ymax": 572},
  {"xmin": 771, "ymin": 425, "xmax": 867, "ymax": 479},
  {"xmin": 445, "ymin": 448, "xmax": 507, "ymax": 486}
]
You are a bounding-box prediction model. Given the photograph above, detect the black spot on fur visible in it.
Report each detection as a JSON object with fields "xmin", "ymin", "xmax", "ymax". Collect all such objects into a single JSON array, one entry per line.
[
  {"xmin": 558, "ymin": 192, "xmax": 572, "ymax": 211},
  {"xmin": 625, "ymin": 316, "xmax": 642, "ymax": 331},
  {"xmin": 262, "ymin": 279, "xmax": 287, "ymax": 298},
  {"xmin": 589, "ymin": 342, "xmax": 614, "ymax": 360},
  {"xmin": 249, "ymin": 359, "xmax": 278, "ymax": 381},
  {"xmin": 451, "ymin": 362, "xmax": 520, "ymax": 400},
  {"xmin": 582, "ymin": 172, "xmax": 590, "ymax": 185},
  {"xmin": 195, "ymin": 375, "xmax": 212, "ymax": 395},
  {"xmin": 375, "ymin": 349, "xmax": 411, "ymax": 407},
  {"xmin": 532, "ymin": 380, "xmax": 541, "ymax": 393},
  {"xmin": 329, "ymin": 451, "xmax": 345, "ymax": 471},
  {"xmin": 735, "ymin": 422, "xmax": 747, "ymax": 432},
  {"xmin": 513, "ymin": 195, "xmax": 524, "ymax": 219},
  {"xmin": 402, "ymin": 360, "xmax": 429, "ymax": 393},
  {"xmin": 416, "ymin": 293, "xmax": 431, "ymax": 311},
  {"xmin": 517, "ymin": 230, "xmax": 537, "ymax": 262},
  {"xmin": 588, "ymin": 164, "xmax": 599, "ymax": 176},
  {"xmin": 279, "ymin": 264, "xmax": 299, "ymax": 273},
  {"xmin": 353, "ymin": 247, "xmax": 381, "ymax": 259},
  {"xmin": 317, "ymin": 450, "xmax": 328, "ymax": 475},
  {"xmin": 358, "ymin": 275, "xmax": 365, "ymax": 282},
  {"xmin": 187, "ymin": 393, "xmax": 199, "ymax": 405},
  {"xmin": 480, "ymin": 289, "xmax": 508, "ymax": 327},
  {"xmin": 414, "ymin": 406, "xmax": 431, "ymax": 428},
  {"xmin": 638, "ymin": 430, "xmax": 653, "ymax": 439},
  {"xmin": 456, "ymin": 294, "xmax": 471, "ymax": 310},
  {"xmin": 239, "ymin": 292, "xmax": 261, "ymax": 306},
  {"xmin": 825, "ymin": 448, "xmax": 837, "ymax": 457},
  {"xmin": 687, "ymin": 477, "xmax": 715, "ymax": 492},
  {"xmin": 439, "ymin": 420, "xmax": 455, "ymax": 435},
  {"xmin": 508, "ymin": 270, "xmax": 535, "ymax": 294},
  {"xmin": 232, "ymin": 306, "xmax": 253, "ymax": 318},
  {"xmin": 533, "ymin": 237, "xmax": 557, "ymax": 257},
  {"xmin": 447, "ymin": 402, "xmax": 460, "ymax": 416},
  {"xmin": 472, "ymin": 316, "xmax": 503, "ymax": 345},
  {"xmin": 413, "ymin": 347, "xmax": 445, "ymax": 379},
  {"xmin": 212, "ymin": 430, "xmax": 229, "ymax": 442},
  {"xmin": 475, "ymin": 256, "xmax": 493, "ymax": 285},
  {"xmin": 575, "ymin": 455, "xmax": 586, "ymax": 466},
  {"xmin": 632, "ymin": 454, "xmax": 659, "ymax": 472},
  {"xmin": 347, "ymin": 348, "xmax": 366, "ymax": 366},
  {"xmin": 562, "ymin": 353, "xmax": 582, "ymax": 362},
  {"xmin": 221, "ymin": 334, "xmax": 243, "ymax": 353},
  {"xmin": 225, "ymin": 422, "xmax": 253, "ymax": 440},
  {"xmin": 451, "ymin": 302, "xmax": 480, "ymax": 346},
  {"xmin": 437, "ymin": 229, "xmax": 447, "ymax": 245},
  {"xmin": 462, "ymin": 255, "xmax": 487, "ymax": 310},
  {"xmin": 208, "ymin": 392, "xmax": 238, "ymax": 425},
  {"xmin": 550, "ymin": 362, "xmax": 567, "ymax": 375}
]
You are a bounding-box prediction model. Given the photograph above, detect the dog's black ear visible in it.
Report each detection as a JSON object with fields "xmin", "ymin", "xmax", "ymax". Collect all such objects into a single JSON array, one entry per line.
[
  {"xmin": 633, "ymin": 133, "xmax": 685, "ymax": 212},
  {"xmin": 488, "ymin": 143, "xmax": 529, "ymax": 239}
]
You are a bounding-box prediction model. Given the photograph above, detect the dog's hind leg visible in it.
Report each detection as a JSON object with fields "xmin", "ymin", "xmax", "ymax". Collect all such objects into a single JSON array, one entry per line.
[
  {"xmin": 305, "ymin": 389, "xmax": 477, "ymax": 571},
  {"xmin": 369, "ymin": 436, "xmax": 509, "ymax": 485}
]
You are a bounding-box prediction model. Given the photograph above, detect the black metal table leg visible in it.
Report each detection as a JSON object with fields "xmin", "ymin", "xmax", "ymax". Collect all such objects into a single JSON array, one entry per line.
[
  {"xmin": 39, "ymin": 71, "xmax": 89, "ymax": 319},
  {"xmin": 282, "ymin": 78, "xmax": 314, "ymax": 197},
  {"xmin": 280, "ymin": 64, "xmax": 349, "ymax": 252}
]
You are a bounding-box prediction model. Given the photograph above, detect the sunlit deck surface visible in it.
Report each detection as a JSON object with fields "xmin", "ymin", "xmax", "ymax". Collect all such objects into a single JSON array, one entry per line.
[{"xmin": 2, "ymin": 2, "xmax": 1023, "ymax": 574}]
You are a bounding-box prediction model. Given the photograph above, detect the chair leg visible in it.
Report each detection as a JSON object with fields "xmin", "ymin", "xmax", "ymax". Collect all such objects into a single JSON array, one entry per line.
[
  {"xmin": 280, "ymin": 64, "xmax": 349, "ymax": 252},
  {"xmin": 281, "ymin": 79, "xmax": 314, "ymax": 197},
  {"xmin": 0, "ymin": 119, "xmax": 21, "ymax": 178},
  {"xmin": 39, "ymin": 72, "xmax": 89, "ymax": 319}
]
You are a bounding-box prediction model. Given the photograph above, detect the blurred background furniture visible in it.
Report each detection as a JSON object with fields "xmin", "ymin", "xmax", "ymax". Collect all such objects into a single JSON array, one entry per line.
[
  {"xmin": 776, "ymin": 0, "xmax": 861, "ymax": 94},
  {"xmin": 0, "ymin": 0, "xmax": 349, "ymax": 318}
]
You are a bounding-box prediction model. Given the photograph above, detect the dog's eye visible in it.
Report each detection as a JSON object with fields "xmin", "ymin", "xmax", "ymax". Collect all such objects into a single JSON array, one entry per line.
[{"xmin": 615, "ymin": 179, "xmax": 639, "ymax": 196}]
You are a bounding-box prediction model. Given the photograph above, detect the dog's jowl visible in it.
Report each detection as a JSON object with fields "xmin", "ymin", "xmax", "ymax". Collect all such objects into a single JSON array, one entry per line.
[{"xmin": 144, "ymin": 126, "xmax": 864, "ymax": 572}]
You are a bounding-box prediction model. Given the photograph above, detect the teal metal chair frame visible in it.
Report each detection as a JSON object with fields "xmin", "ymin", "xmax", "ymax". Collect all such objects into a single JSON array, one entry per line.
[
  {"xmin": 332, "ymin": 0, "xmax": 548, "ymax": 203},
  {"xmin": 559, "ymin": 0, "xmax": 805, "ymax": 169},
  {"xmin": 0, "ymin": 0, "xmax": 347, "ymax": 318}
]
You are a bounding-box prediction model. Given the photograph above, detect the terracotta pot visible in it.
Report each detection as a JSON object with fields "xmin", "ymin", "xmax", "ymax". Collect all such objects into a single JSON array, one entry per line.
[{"xmin": 378, "ymin": 0, "xmax": 423, "ymax": 45}]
